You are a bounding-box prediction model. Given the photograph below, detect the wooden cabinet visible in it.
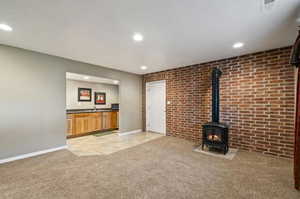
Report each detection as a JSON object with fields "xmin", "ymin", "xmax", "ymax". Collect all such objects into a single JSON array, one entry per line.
[
  {"xmin": 111, "ymin": 111, "xmax": 118, "ymax": 129},
  {"xmin": 95, "ymin": 112, "xmax": 102, "ymax": 131},
  {"xmin": 87, "ymin": 113, "xmax": 98, "ymax": 132},
  {"xmin": 72, "ymin": 113, "xmax": 89, "ymax": 135},
  {"xmin": 102, "ymin": 112, "xmax": 111, "ymax": 130},
  {"xmin": 74, "ymin": 116, "xmax": 87, "ymax": 135},
  {"xmin": 67, "ymin": 115, "xmax": 74, "ymax": 136},
  {"xmin": 67, "ymin": 111, "xmax": 118, "ymax": 138}
]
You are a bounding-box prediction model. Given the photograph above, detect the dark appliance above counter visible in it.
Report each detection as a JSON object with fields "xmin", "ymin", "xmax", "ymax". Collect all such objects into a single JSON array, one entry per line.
[{"xmin": 111, "ymin": 103, "xmax": 119, "ymax": 110}]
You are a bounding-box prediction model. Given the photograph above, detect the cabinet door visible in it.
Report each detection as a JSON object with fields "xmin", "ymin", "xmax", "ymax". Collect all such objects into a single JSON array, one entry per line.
[
  {"xmin": 87, "ymin": 113, "xmax": 103, "ymax": 132},
  {"xmin": 87, "ymin": 116, "xmax": 95, "ymax": 132},
  {"xmin": 67, "ymin": 118, "xmax": 73, "ymax": 136},
  {"xmin": 102, "ymin": 112, "xmax": 112, "ymax": 129},
  {"xmin": 75, "ymin": 117, "xmax": 87, "ymax": 135},
  {"xmin": 95, "ymin": 113, "xmax": 102, "ymax": 131},
  {"xmin": 106, "ymin": 112, "xmax": 112, "ymax": 129},
  {"xmin": 102, "ymin": 112, "xmax": 107, "ymax": 129},
  {"xmin": 67, "ymin": 114, "xmax": 74, "ymax": 136},
  {"xmin": 111, "ymin": 112, "xmax": 118, "ymax": 129},
  {"xmin": 117, "ymin": 112, "xmax": 119, "ymax": 128}
]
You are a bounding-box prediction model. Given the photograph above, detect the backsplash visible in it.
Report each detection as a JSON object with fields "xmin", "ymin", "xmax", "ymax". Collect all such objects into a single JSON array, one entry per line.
[{"xmin": 66, "ymin": 79, "xmax": 119, "ymax": 110}]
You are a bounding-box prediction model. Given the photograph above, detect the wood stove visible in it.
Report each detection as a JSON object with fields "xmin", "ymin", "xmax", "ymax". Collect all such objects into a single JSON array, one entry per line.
[{"xmin": 202, "ymin": 67, "xmax": 229, "ymax": 154}]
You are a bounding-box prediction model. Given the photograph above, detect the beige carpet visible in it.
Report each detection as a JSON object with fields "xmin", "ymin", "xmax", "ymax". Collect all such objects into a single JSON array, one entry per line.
[{"xmin": 0, "ymin": 136, "xmax": 299, "ymax": 199}]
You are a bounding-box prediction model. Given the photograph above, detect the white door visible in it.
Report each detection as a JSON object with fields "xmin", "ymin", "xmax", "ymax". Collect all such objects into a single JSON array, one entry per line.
[{"xmin": 146, "ymin": 80, "xmax": 166, "ymax": 135}]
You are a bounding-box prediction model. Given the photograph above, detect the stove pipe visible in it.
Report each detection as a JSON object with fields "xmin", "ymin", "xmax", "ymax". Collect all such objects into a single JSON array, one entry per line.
[
  {"xmin": 290, "ymin": 29, "xmax": 300, "ymax": 67},
  {"xmin": 211, "ymin": 67, "xmax": 222, "ymax": 123}
]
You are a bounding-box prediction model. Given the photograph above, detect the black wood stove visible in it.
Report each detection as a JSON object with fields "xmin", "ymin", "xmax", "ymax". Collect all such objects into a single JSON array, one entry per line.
[{"xmin": 202, "ymin": 67, "xmax": 229, "ymax": 154}]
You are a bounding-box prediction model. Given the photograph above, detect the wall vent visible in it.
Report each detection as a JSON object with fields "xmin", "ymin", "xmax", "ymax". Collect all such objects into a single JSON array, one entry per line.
[
  {"xmin": 264, "ymin": 0, "xmax": 275, "ymax": 5},
  {"xmin": 262, "ymin": 0, "xmax": 275, "ymax": 11}
]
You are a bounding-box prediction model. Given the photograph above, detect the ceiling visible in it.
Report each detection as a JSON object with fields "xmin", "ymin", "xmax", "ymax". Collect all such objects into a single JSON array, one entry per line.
[
  {"xmin": 66, "ymin": 72, "xmax": 119, "ymax": 85},
  {"xmin": 0, "ymin": 0, "xmax": 299, "ymax": 74}
]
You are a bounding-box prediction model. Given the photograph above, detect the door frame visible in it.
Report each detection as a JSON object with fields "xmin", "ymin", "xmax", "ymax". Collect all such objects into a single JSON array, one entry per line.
[{"xmin": 145, "ymin": 80, "xmax": 166, "ymax": 135}]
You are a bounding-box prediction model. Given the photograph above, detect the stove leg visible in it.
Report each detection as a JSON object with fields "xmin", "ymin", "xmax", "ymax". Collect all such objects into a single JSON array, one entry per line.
[{"xmin": 224, "ymin": 145, "xmax": 229, "ymax": 155}]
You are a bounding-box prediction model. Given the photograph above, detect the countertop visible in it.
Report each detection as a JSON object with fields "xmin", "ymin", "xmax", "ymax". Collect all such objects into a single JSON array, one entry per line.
[{"xmin": 67, "ymin": 108, "xmax": 119, "ymax": 114}]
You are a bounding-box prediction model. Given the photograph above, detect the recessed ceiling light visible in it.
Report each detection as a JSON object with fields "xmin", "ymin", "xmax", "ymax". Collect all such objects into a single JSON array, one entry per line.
[
  {"xmin": 113, "ymin": 80, "xmax": 119, "ymax": 84},
  {"xmin": 140, "ymin": 66, "xmax": 147, "ymax": 70},
  {"xmin": 133, "ymin": 33, "xmax": 143, "ymax": 42},
  {"xmin": 83, "ymin": 76, "xmax": 90, "ymax": 80},
  {"xmin": 233, "ymin": 42, "xmax": 244, "ymax": 49},
  {"xmin": 0, "ymin": 24, "xmax": 12, "ymax": 32}
]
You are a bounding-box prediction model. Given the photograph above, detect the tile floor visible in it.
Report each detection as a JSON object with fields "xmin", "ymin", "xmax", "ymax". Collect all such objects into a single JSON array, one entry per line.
[{"xmin": 67, "ymin": 132, "xmax": 163, "ymax": 156}]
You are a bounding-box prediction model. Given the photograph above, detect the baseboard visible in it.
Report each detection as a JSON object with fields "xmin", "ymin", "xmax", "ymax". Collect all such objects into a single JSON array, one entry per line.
[
  {"xmin": 118, "ymin": 129, "xmax": 142, "ymax": 136},
  {"xmin": 0, "ymin": 145, "xmax": 68, "ymax": 164}
]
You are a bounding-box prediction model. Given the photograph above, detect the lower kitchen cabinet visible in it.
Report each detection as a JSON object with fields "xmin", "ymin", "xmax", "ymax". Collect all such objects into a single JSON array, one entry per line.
[
  {"xmin": 67, "ymin": 111, "xmax": 118, "ymax": 138},
  {"xmin": 111, "ymin": 111, "xmax": 118, "ymax": 129},
  {"xmin": 67, "ymin": 115, "xmax": 74, "ymax": 136},
  {"xmin": 102, "ymin": 112, "xmax": 111, "ymax": 130}
]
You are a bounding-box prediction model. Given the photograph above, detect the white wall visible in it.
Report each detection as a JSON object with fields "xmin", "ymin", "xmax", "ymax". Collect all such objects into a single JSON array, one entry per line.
[{"xmin": 66, "ymin": 79, "xmax": 119, "ymax": 109}]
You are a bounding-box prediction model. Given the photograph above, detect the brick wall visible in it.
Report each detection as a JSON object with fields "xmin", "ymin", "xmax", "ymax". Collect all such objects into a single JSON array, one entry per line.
[{"xmin": 143, "ymin": 47, "xmax": 295, "ymax": 158}]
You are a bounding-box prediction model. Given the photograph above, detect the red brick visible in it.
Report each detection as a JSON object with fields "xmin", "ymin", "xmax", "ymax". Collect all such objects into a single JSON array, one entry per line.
[{"xmin": 142, "ymin": 46, "xmax": 295, "ymax": 158}]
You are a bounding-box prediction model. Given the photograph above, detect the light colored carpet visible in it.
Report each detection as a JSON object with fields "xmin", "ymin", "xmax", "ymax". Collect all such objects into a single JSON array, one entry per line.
[{"xmin": 0, "ymin": 136, "xmax": 299, "ymax": 199}]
